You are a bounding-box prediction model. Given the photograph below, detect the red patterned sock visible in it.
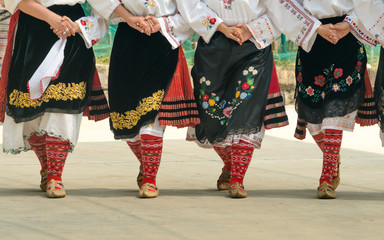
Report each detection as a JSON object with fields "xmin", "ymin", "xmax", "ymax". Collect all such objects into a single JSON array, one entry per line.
[
  {"xmin": 28, "ymin": 133, "xmax": 47, "ymax": 172},
  {"xmin": 213, "ymin": 146, "xmax": 231, "ymax": 170},
  {"xmin": 230, "ymin": 140, "xmax": 254, "ymax": 185},
  {"xmin": 46, "ymin": 136, "xmax": 70, "ymax": 183},
  {"xmin": 320, "ymin": 129, "xmax": 343, "ymax": 185},
  {"xmin": 312, "ymin": 133, "xmax": 325, "ymax": 152},
  {"xmin": 141, "ymin": 134, "xmax": 163, "ymax": 185}
]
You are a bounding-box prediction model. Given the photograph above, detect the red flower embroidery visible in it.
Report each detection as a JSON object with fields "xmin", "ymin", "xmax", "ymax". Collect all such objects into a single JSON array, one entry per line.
[
  {"xmin": 314, "ymin": 75, "xmax": 326, "ymax": 87},
  {"xmin": 202, "ymin": 94, "xmax": 209, "ymax": 101},
  {"xmin": 297, "ymin": 72, "xmax": 303, "ymax": 83},
  {"xmin": 209, "ymin": 18, "xmax": 216, "ymax": 25},
  {"xmin": 334, "ymin": 68, "xmax": 343, "ymax": 79},
  {"xmin": 91, "ymin": 40, "xmax": 96, "ymax": 46},
  {"xmin": 242, "ymin": 82, "xmax": 250, "ymax": 90},
  {"xmin": 346, "ymin": 76, "xmax": 353, "ymax": 86},
  {"xmin": 80, "ymin": 20, "xmax": 86, "ymax": 26},
  {"xmin": 355, "ymin": 61, "xmax": 363, "ymax": 72},
  {"xmin": 305, "ymin": 86, "xmax": 315, "ymax": 96}
]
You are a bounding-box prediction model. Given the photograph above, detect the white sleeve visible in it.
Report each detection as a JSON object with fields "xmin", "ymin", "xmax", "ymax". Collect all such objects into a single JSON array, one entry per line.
[
  {"xmin": 175, "ymin": 0, "xmax": 223, "ymax": 43},
  {"xmin": 4, "ymin": 0, "xmax": 21, "ymax": 13},
  {"xmin": 265, "ymin": 0, "xmax": 321, "ymax": 52},
  {"xmin": 75, "ymin": 10, "xmax": 110, "ymax": 49},
  {"xmin": 246, "ymin": 13, "xmax": 282, "ymax": 49},
  {"xmin": 87, "ymin": 0, "xmax": 121, "ymax": 20},
  {"xmin": 158, "ymin": 13, "xmax": 195, "ymax": 49},
  {"xmin": 349, "ymin": 0, "xmax": 384, "ymax": 46}
]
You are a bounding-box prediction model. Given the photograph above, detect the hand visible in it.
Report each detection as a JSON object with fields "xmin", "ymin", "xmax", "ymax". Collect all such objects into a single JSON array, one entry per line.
[
  {"xmin": 316, "ymin": 24, "xmax": 339, "ymax": 44},
  {"xmin": 126, "ymin": 15, "xmax": 153, "ymax": 36},
  {"xmin": 51, "ymin": 16, "xmax": 79, "ymax": 39},
  {"xmin": 332, "ymin": 22, "xmax": 351, "ymax": 41},
  {"xmin": 47, "ymin": 14, "xmax": 75, "ymax": 39},
  {"xmin": 144, "ymin": 16, "xmax": 161, "ymax": 34},
  {"xmin": 235, "ymin": 24, "xmax": 252, "ymax": 44},
  {"xmin": 217, "ymin": 23, "xmax": 243, "ymax": 45}
]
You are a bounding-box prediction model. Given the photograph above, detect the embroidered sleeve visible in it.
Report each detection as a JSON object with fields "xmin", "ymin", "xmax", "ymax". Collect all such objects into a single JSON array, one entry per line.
[
  {"xmin": 87, "ymin": 0, "xmax": 121, "ymax": 20},
  {"xmin": 158, "ymin": 14, "xmax": 195, "ymax": 49},
  {"xmin": 344, "ymin": 13, "xmax": 378, "ymax": 47},
  {"xmin": 351, "ymin": 0, "xmax": 384, "ymax": 46},
  {"xmin": 175, "ymin": 0, "xmax": 223, "ymax": 44},
  {"xmin": 265, "ymin": 0, "xmax": 321, "ymax": 52},
  {"xmin": 75, "ymin": 11, "xmax": 110, "ymax": 49},
  {"xmin": 246, "ymin": 13, "xmax": 281, "ymax": 49},
  {"xmin": 4, "ymin": 0, "xmax": 21, "ymax": 13}
]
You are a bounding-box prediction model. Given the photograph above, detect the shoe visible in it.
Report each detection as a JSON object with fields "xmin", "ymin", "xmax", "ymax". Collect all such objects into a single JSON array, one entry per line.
[
  {"xmin": 40, "ymin": 170, "xmax": 48, "ymax": 192},
  {"xmin": 139, "ymin": 183, "xmax": 158, "ymax": 198},
  {"xmin": 332, "ymin": 155, "xmax": 341, "ymax": 190},
  {"xmin": 217, "ymin": 168, "xmax": 231, "ymax": 190},
  {"xmin": 317, "ymin": 181, "xmax": 336, "ymax": 199},
  {"xmin": 46, "ymin": 179, "xmax": 66, "ymax": 198},
  {"xmin": 229, "ymin": 182, "xmax": 247, "ymax": 198},
  {"xmin": 137, "ymin": 165, "xmax": 144, "ymax": 188}
]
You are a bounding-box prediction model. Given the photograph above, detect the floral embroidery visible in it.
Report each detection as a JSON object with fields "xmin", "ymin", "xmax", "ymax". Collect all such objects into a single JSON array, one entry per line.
[
  {"xmin": 144, "ymin": 0, "xmax": 156, "ymax": 7},
  {"xmin": 110, "ymin": 90, "xmax": 165, "ymax": 130},
  {"xmin": 297, "ymin": 45, "xmax": 365, "ymax": 103},
  {"xmin": 8, "ymin": 82, "xmax": 87, "ymax": 108},
  {"xmin": 344, "ymin": 16, "xmax": 377, "ymax": 46},
  {"xmin": 203, "ymin": 16, "xmax": 217, "ymax": 30},
  {"xmin": 222, "ymin": 0, "xmax": 233, "ymax": 10},
  {"xmin": 198, "ymin": 66, "xmax": 258, "ymax": 126},
  {"xmin": 314, "ymin": 75, "xmax": 325, "ymax": 87},
  {"xmin": 333, "ymin": 68, "xmax": 343, "ymax": 79},
  {"xmin": 80, "ymin": 19, "xmax": 94, "ymax": 32}
]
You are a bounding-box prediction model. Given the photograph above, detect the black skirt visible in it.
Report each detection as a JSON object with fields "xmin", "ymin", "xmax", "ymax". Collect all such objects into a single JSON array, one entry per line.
[
  {"xmin": 6, "ymin": 5, "xmax": 95, "ymax": 123},
  {"xmin": 192, "ymin": 32, "xmax": 273, "ymax": 144},
  {"xmin": 375, "ymin": 47, "xmax": 384, "ymax": 132},
  {"xmin": 295, "ymin": 16, "xmax": 366, "ymax": 124},
  {"xmin": 108, "ymin": 23, "xmax": 179, "ymax": 139}
]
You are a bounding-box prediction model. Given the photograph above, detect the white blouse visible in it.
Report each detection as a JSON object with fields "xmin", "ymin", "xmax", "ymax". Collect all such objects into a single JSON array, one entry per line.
[
  {"xmin": 4, "ymin": 0, "xmax": 110, "ymax": 48},
  {"xmin": 90, "ymin": 0, "xmax": 195, "ymax": 49},
  {"xmin": 175, "ymin": 0, "xmax": 322, "ymax": 52},
  {"xmin": 299, "ymin": 0, "xmax": 383, "ymax": 46}
]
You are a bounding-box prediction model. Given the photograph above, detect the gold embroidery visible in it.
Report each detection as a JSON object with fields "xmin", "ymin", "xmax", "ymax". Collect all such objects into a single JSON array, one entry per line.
[
  {"xmin": 110, "ymin": 89, "xmax": 165, "ymax": 130},
  {"xmin": 8, "ymin": 82, "xmax": 87, "ymax": 108}
]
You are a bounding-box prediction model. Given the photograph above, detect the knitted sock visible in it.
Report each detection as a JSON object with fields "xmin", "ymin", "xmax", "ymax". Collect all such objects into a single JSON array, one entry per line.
[
  {"xmin": 141, "ymin": 134, "xmax": 163, "ymax": 185},
  {"xmin": 213, "ymin": 145, "xmax": 232, "ymax": 170},
  {"xmin": 312, "ymin": 132, "xmax": 325, "ymax": 152},
  {"xmin": 28, "ymin": 133, "xmax": 47, "ymax": 173},
  {"xmin": 320, "ymin": 129, "xmax": 343, "ymax": 185},
  {"xmin": 230, "ymin": 140, "xmax": 254, "ymax": 185},
  {"xmin": 127, "ymin": 140, "xmax": 142, "ymax": 161},
  {"xmin": 46, "ymin": 136, "xmax": 70, "ymax": 183}
]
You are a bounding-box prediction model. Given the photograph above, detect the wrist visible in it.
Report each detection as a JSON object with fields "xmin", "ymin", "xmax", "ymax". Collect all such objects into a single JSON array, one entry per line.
[
  {"xmin": 217, "ymin": 23, "xmax": 227, "ymax": 33},
  {"xmin": 45, "ymin": 12, "xmax": 60, "ymax": 26}
]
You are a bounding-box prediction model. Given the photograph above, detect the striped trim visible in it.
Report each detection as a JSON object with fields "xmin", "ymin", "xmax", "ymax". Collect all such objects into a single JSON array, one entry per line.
[{"xmin": 263, "ymin": 92, "xmax": 289, "ymax": 130}]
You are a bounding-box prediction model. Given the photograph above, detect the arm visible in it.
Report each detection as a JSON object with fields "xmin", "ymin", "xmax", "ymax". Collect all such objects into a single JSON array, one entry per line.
[
  {"xmin": 174, "ymin": 0, "xmax": 224, "ymax": 43},
  {"xmin": 5, "ymin": 0, "xmax": 74, "ymax": 35}
]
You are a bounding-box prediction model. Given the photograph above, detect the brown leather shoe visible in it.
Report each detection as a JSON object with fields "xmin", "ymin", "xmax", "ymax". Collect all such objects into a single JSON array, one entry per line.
[
  {"xmin": 46, "ymin": 179, "xmax": 66, "ymax": 198},
  {"xmin": 317, "ymin": 182, "xmax": 336, "ymax": 199},
  {"xmin": 217, "ymin": 168, "xmax": 231, "ymax": 190},
  {"xmin": 229, "ymin": 182, "xmax": 247, "ymax": 198},
  {"xmin": 139, "ymin": 183, "xmax": 159, "ymax": 198}
]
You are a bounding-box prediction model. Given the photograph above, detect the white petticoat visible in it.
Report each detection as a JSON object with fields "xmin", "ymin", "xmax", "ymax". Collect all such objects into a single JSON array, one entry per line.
[
  {"xmin": 122, "ymin": 115, "xmax": 166, "ymax": 142},
  {"xmin": 306, "ymin": 111, "xmax": 357, "ymax": 136},
  {"xmin": 3, "ymin": 112, "xmax": 82, "ymax": 154}
]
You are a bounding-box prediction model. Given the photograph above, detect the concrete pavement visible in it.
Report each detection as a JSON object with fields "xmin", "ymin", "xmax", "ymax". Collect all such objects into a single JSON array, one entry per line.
[{"xmin": 1, "ymin": 106, "xmax": 384, "ymax": 240}]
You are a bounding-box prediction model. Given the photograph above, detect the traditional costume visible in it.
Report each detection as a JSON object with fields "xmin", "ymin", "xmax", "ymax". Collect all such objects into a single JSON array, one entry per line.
[
  {"xmin": 293, "ymin": 0, "xmax": 380, "ymax": 198},
  {"xmin": 91, "ymin": 0, "xmax": 199, "ymax": 198},
  {"xmin": 177, "ymin": 0, "xmax": 322, "ymax": 198},
  {"xmin": 1, "ymin": 0, "xmax": 110, "ymax": 198}
]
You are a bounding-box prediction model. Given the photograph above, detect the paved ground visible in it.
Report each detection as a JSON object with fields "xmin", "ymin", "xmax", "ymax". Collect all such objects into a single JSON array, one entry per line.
[{"xmin": 1, "ymin": 106, "xmax": 384, "ymax": 240}]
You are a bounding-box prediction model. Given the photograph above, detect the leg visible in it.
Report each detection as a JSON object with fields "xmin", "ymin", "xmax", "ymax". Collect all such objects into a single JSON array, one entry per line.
[
  {"xmin": 229, "ymin": 140, "xmax": 254, "ymax": 198},
  {"xmin": 45, "ymin": 135, "xmax": 71, "ymax": 198},
  {"xmin": 126, "ymin": 140, "xmax": 144, "ymax": 188},
  {"xmin": 27, "ymin": 133, "xmax": 48, "ymax": 191},
  {"xmin": 317, "ymin": 129, "xmax": 343, "ymax": 199},
  {"xmin": 213, "ymin": 145, "xmax": 232, "ymax": 190},
  {"xmin": 139, "ymin": 134, "xmax": 163, "ymax": 198}
]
